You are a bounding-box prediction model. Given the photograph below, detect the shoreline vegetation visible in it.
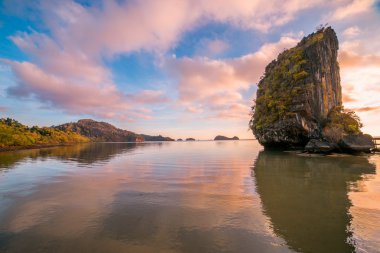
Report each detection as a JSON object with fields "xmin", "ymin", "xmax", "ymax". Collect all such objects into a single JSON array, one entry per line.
[
  {"xmin": 0, "ymin": 117, "xmax": 174, "ymax": 152},
  {"xmin": 0, "ymin": 117, "xmax": 253, "ymax": 152},
  {"xmin": 0, "ymin": 116, "xmax": 375, "ymax": 155},
  {"xmin": 0, "ymin": 118, "xmax": 90, "ymax": 152}
]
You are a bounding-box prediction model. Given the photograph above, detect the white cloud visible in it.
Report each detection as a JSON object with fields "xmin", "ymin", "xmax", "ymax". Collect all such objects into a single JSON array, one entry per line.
[
  {"xmin": 6, "ymin": 0, "xmax": 328, "ymax": 122},
  {"xmin": 343, "ymin": 26, "xmax": 361, "ymax": 37},
  {"xmin": 167, "ymin": 35, "xmax": 300, "ymax": 118},
  {"xmin": 330, "ymin": 0, "xmax": 374, "ymax": 20},
  {"xmin": 195, "ymin": 39, "xmax": 230, "ymax": 57},
  {"xmin": 5, "ymin": 0, "xmax": 380, "ymax": 133}
]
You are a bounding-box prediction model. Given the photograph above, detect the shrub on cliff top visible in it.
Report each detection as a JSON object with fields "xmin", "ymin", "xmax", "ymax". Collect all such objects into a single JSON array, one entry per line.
[{"xmin": 322, "ymin": 106, "xmax": 362, "ymax": 140}]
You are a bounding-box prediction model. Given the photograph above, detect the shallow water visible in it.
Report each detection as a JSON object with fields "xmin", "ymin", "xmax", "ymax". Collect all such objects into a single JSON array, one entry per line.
[{"xmin": 0, "ymin": 141, "xmax": 379, "ymax": 253}]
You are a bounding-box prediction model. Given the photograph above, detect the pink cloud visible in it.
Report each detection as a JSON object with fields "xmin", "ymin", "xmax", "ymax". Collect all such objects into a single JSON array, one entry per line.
[
  {"xmin": 207, "ymin": 40, "xmax": 229, "ymax": 55},
  {"xmin": 5, "ymin": 0, "xmax": 369, "ymax": 124},
  {"xmin": 349, "ymin": 106, "xmax": 380, "ymax": 112},
  {"xmin": 342, "ymin": 83, "xmax": 358, "ymax": 103},
  {"xmin": 338, "ymin": 37, "xmax": 380, "ymax": 135},
  {"xmin": 6, "ymin": 61, "xmax": 168, "ymax": 120},
  {"xmin": 10, "ymin": 32, "xmax": 108, "ymax": 84},
  {"xmin": 187, "ymin": 105, "xmax": 204, "ymax": 114},
  {"xmin": 342, "ymin": 26, "xmax": 361, "ymax": 37},
  {"xmin": 195, "ymin": 39, "xmax": 230, "ymax": 57},
  {"xmin": 339, "ymin": 51, "xmax": 380, "ymax": 68},
  {"xmin": 7, "ymin": 0, "xmax": 317, "ymax": 122},
  {"xmin": 170, "ymin": 57, "xmax": 249, "ymax": 102},
  {"xmin": 168, "ymin": 35, "xmax": 299, "ymax": 118},
  {"xmin": 216, "ymin": 103, "xmax": 251, "ymax": 119},
  {"xmin": 207, "ymin": 92, "xmax": 243, "ymax": 107},
  {"xmin": 330, "ymin": 0, "xmax": 374, "ymax": 21},
  {"xmin": 11, "ymin": 0, "xmax": 330, "ymax": 57},
  {"xmin": 126, "ymin": 90, "xmax": 170, "ymax": 104}
]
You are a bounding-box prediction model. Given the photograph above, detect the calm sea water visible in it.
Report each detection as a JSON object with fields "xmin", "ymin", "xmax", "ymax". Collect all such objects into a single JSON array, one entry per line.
[{"xmin": 0, "ymin": 141, "xmax": 379, "ymax": 253}]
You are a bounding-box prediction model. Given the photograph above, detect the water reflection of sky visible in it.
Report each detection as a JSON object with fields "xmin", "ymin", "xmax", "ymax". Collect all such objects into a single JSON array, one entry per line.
[
  {"xmin": 0, "ymin": 141, "xmax": 379, "ymax": 253},
  {"xmin": 349, "ymin": 156, "xmax": 380, "ymax": 253}
]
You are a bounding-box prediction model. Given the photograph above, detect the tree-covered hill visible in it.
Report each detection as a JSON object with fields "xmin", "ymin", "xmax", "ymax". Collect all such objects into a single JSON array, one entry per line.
[
  {"xmin": 0, "ymin": 118, "xmax": 89, "ymax": 150},
  {"xmin": 55, "ymin": 119, "xmax": 174, "ymax": 142}
]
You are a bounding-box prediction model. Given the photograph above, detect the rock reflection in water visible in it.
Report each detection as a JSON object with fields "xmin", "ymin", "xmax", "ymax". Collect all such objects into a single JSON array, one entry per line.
[{"xmin": 252, "ymin": 151, "xmax": 376, "ymax": 253}]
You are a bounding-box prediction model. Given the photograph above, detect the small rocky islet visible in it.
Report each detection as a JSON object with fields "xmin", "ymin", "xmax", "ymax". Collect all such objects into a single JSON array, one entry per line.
[
  {"xmin": 214, "ymin": 135, "xmax": 239, "ymax": 141},
  {"xmin": 250, "ymin": 26, "xmax": 374, "ymax": 153}
]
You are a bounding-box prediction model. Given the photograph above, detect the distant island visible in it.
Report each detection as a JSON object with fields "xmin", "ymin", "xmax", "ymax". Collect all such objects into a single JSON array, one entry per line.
[
  {"xmin": 177, "ymin": 139, "xmax": 183, "ymax": 141},
  {"xmin": 249, "ymin": 27, "xmax": 374, "ymax": 153},
  {"xmin": 0, "ymin": 118, "xmax": 174, "ymax": 151},
  {"xmin": 214, "ymin": 135, "xmax": 239, "ymax": 141},
  {"xmin": 186, "ymin": 138, "xmax": 196, "ymax": 141}
]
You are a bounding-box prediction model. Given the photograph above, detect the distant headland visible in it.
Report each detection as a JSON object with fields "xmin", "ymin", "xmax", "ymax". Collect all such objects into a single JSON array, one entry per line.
[
  {"xmin": 0, "ymin": 118, "xmax": 174, "ymax": 151},
  {"xmin": 55, "ymin": 119, "xmax": 174, "ymax": 142}
]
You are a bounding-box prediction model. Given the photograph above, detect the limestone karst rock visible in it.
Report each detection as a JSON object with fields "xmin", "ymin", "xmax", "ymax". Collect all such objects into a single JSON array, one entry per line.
[{"xmin": 250, "ymin": 27, "xmax": 373, "ymax": 152}]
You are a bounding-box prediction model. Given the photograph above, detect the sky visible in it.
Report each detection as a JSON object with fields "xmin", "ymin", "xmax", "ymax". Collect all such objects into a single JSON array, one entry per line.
[{"xmin": 0, "ymin": 0, "xmax": 379, "ymax": 140}]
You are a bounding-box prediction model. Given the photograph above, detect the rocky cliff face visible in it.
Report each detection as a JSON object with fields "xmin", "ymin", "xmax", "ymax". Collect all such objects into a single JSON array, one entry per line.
[
  {"xmin": 250, "ymin": 27, "xmax": 373, "ymax": 152},
  {"xmin": 251, "ymin": 27, "xmax": 342, "ymax": 148}
]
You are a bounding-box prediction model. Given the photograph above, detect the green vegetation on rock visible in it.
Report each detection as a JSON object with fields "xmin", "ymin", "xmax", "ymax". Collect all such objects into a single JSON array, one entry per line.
[
  {"xmin": 250, "ymin": 46, "xmax": 310, "ymax": 131},
  {"xmin": 250, "ymin": 28, "xmax": 332, "ymax": 134},
  {"xmin": 324, "ymin": 106, "xmax": 362, "ymax": 134},
  {"xmin": 0, "ymin": 118, "xmax": 89, "ymax": 149},
  {"xmin": 322, "ymin": 106, "xmax": 363, "ymax": 143},
  {"xmin": 249, "ymin": 26, "xmax": 373, "ymax": 152}
]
